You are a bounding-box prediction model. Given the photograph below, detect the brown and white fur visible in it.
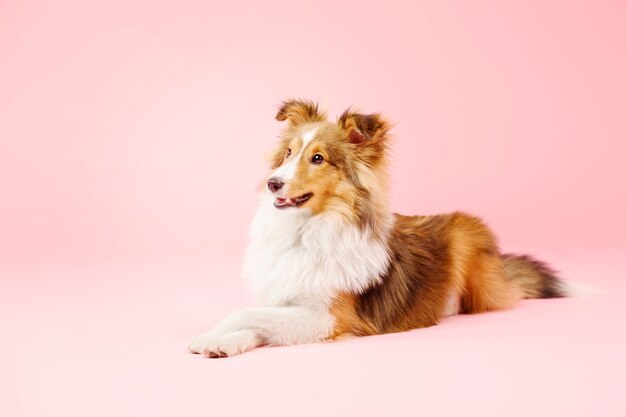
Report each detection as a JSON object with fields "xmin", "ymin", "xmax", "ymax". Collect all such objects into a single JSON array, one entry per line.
[{"xmin": 188, "ymin": 99, "xmax": 573, "ymax": 358}]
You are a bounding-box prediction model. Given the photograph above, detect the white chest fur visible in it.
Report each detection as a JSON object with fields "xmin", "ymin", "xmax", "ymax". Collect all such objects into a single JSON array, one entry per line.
[{"xmin": 242, "ymin": 194, "xmax": 391, "ymax": 307}]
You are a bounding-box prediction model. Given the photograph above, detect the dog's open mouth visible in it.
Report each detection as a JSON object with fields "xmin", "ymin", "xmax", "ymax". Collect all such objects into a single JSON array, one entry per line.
[{"xmin": 274, "ymin": 193, "xmax": 313, "ymax": 209}]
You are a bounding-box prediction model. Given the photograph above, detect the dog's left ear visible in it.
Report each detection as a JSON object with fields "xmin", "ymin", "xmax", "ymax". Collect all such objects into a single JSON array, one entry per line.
[
  {"xmin": 338, "ymin": 110, "xmax": 389, "ymax": 146},
  {"xmin": 275, "ymin": 99, "xmax": 326, "ymax": 126}
]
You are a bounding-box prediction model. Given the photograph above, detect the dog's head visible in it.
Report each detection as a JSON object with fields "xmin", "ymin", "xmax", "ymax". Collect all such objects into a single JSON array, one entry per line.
[{"xmin": 265, "ymin": 99, "xmax": 391, "ymax": 225}]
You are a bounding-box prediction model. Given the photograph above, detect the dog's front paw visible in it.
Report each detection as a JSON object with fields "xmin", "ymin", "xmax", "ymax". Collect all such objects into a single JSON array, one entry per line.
[
  {"xmin": 187, "ymin": 332, "xmax": 225, "ymax": 357},
  {"xmin": 187, "ymin": 329, "xmax": 261, "ymax": 358}
]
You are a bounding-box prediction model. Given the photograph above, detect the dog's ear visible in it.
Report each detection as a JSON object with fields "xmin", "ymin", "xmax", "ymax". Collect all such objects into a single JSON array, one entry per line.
[
  {"xmin": 338, "ymin": 110, "xmax": 389, "ymax": 146},
  {"xmin": 276, "ymin": 99, "xmax": 326, "ymax": 126}
]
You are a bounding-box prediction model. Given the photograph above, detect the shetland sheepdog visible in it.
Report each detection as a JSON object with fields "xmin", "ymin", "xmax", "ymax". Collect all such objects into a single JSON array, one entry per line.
[{"xmin": 188, "ymin": 99, "xmax": 574, "ymax": 358}]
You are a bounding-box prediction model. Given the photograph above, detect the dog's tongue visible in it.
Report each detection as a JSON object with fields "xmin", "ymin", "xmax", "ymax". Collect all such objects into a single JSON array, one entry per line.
[
  {"xmin": 275, "ymin": 197, "xmax": 296, "ymax": 207},
  {"xmin": 275, "ymin": 193, "xmax": 312, "ymax": 208}
]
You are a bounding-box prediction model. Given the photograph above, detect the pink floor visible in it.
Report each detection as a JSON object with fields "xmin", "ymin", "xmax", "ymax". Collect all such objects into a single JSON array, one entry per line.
[{"xmin": 2, "ymin": 256, "xmax": 624, "ymax": 417}]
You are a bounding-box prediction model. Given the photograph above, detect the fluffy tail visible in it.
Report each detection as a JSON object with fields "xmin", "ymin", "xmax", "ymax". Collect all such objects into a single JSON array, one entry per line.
[{"xmin": 501, "ymin": 253, "xmax": 566, "ymax": 299}]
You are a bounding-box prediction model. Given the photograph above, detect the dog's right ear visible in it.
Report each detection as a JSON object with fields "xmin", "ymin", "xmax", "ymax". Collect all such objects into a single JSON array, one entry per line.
[{"xmin": 275, "ymin": 99, "xmax": 326, "ymax": 126}]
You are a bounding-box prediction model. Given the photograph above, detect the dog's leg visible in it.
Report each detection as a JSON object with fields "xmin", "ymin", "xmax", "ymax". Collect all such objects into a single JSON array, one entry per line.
[{"xmin": 187, "ymin": 306, "xmax": 334, "ymax": 358}]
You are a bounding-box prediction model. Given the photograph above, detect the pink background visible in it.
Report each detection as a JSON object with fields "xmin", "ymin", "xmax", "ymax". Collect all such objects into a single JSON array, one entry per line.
[{"xmin": 1, "ymin": 1, "xmax": 625, "ymax": 416}]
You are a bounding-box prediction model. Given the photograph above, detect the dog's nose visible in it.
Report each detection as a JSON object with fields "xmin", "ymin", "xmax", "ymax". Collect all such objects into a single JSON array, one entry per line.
[{"xmin": 267, "ymin": 177, "xmax": 284, "ymax": 193}]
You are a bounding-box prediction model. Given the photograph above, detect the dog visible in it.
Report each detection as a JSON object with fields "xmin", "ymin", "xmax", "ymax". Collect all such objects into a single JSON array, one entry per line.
[{"xmin": 188, "ymin": 99, "xmax": 573, "ymax": 358}]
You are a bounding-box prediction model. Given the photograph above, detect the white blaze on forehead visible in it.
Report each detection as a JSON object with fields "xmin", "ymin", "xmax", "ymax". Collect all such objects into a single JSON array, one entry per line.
[
  {"xmin": 301, "ymin": 127, "xmax": 318, "ymax": 145},
  {"xmin": 271, "ymin": 127, "xmax": 318, "ymax": 183}
]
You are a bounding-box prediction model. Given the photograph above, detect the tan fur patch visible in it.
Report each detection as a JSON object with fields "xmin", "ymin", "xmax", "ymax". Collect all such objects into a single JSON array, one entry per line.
[{"xmin": 446, "ymin": 213, "xmax": 520, "ymax": 313}]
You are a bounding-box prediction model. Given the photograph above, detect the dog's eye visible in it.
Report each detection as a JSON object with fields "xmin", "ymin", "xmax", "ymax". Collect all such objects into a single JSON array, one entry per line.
[
  {"xmin": 311, "ymin": 154, "xmax": 324, "ymax": 165},
  {"xmin": 286, "ymin": 148, "xmax": 291, "ymax": 157}
]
